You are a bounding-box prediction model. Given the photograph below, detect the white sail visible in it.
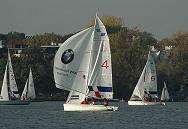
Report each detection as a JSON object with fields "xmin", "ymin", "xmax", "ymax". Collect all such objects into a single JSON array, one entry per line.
[
  {"xmin": 0, "ymin": 51, "xmax": 31, "ymax": 105},
  {"xmin": 8, "ymin": 50, "xmax": 19, "ymax": 98},
  {"xmin": 21, "ymin": 79, "xmax": 28, "ymax": 100},
  {"xmin": 54, "ymin": 16, "xmax": 113, "ymax": 101},
  {"xmin": 27, "ymin": 68, "xmax": 36, "ymax": 99},
  {"xmin": 0, "ymin": 64, "xmax": 9, "ymax": 101},
  {"xmin": 54, "ymin": 27, "xmax": 94, "ymax": 102},
  {"xmin": 161, "ymin": 82, "xmax": 170, "ymax": 101},
  {"xmin": 88, "ymin": 15, "xmax": 113, "ymax": 99},
  {"xmin": 54, "ymin": 14, "xmax": 118, "ymax": 111},
  {"xmin": 130, "ymin": 52, "xmax": 158, "ymax": 100},
  {"xmin": 21, "ymin": 68, "xmax": 36, "ymax": 100}
]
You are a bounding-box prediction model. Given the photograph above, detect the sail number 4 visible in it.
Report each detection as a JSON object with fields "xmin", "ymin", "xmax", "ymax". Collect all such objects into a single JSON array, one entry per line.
[{"xmin": 101, "ymin": 60, "xmax": 109, "ymax": 69}]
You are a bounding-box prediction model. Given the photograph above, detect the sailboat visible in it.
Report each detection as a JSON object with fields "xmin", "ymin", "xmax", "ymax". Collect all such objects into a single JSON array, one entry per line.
[
  {"xmin": 128, "ymin": 51, "xmax": 165, "ymax": 105},
  {"xmin": 0, "ymin": 50, "xmax": 30, "ymax": 105},
  {"xmin": 160, "ymin": 81, "xmax": 170, "ymax": 102},
  {"xmin": 21, "ymin": 68, "xmax": 36, "ymax": 101},
  {"xmin": 53, "ymin": 14, "xmax": 118, "ymax": 111}
]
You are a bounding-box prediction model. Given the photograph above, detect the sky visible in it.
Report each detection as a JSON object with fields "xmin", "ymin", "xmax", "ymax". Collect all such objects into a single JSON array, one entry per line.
[{"xmin": 0, "ymin": 0, "xmax": 187, "ymax": 40}]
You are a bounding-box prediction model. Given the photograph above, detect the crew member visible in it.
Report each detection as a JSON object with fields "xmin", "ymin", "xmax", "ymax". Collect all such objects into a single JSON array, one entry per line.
[
  {"xmin": 81, "ymin": 98, "xmax": 88, "ymax": 104},
  {"xmin": 103, "ymin": 98, "xmax": 109, "ymax": 106},
  {"xmin": 89, "ymin": 98, "xmax": 95, "ymax": 105}
]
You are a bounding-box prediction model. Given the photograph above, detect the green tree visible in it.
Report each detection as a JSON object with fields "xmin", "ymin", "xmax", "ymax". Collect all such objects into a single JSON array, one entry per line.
[
  {"xmin": 158, "ymin": 31, "xmax": 188, "ymax": 99},
  {"xmin": 28, "ymin": 32, "xmax": 73, "ymax": 46}
]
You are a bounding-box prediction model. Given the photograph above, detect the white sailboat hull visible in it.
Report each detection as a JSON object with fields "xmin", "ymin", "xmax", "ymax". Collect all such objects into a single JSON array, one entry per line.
[
  {"xmin": 0, "ymin": 100, "xmax": 30, "ymax": 105},
  {"xmin": 63, "ymin": 103, "xmax": 118, "ymax": 111},
  {"xmin": 128, "ymin": 100, "xmax": 165, "ymax": 105}
]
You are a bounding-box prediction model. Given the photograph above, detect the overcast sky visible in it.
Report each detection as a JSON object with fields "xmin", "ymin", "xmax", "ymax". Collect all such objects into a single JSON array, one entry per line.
[{"xmin": 0, "ymin": 0, "xmax": 187, "ymax": 40}]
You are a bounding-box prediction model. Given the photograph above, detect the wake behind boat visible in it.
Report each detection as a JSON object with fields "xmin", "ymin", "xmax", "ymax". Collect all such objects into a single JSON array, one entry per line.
[
  {"xmin": 0, "ymin": 50, "xmax": 30, "ymax": 105},
  {"xmin": 128, "ymin": 50, "xmax": 164, "ymax": 106},
  {"xmin": 54, "ymin": 14, "xmax": 118, "ymax": 111}
]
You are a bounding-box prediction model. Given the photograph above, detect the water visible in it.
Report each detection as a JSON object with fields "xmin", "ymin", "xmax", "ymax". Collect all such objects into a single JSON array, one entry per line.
[{"xmin": 0, "ymin": 102, "xmax": 188, "ymax": 129}]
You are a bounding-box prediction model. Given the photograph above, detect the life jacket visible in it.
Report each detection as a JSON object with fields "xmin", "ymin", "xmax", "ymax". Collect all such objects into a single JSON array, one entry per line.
[
  {"xmin": 81, "ymin": 100, "xmax": 88, "ymax": 104},
  {"xmin": 89, "ymin": 99, "xmax": 95, "ymax": 105}
]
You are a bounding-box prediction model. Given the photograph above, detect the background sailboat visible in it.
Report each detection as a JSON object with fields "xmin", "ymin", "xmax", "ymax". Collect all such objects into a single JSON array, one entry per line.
[
  {"xmin": 21, "ymin": 68, "xmax": 36, "ymax": 101},
  {"xmin": 0, "ymin": 64, "xmax": 9, "ymax": 101},
  {"xmin": 160, "ymin": 81, "xmax": 170, "ymax": 102},
  {"xmin": 54, "ymin": 14, "xmax": 118, "ymax": 111},
  {"xmin": 128, "ymin": 51, "xmax": 164, "ymax": 105},
  {"xmin": 8, "ymin": 49, "xmax": 20, "ymax": 99},
  {"xmin": 0, "ymin": 50, "xmax": 30, "ymax": 105}
]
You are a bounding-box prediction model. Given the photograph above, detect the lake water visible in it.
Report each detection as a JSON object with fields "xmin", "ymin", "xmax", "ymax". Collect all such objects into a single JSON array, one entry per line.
[{"xmin": 0, "ymin": 101, "xmax": 188, "ymax": 129}]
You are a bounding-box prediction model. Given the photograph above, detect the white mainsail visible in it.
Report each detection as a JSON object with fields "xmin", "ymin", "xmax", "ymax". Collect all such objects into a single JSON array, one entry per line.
[
  {"xmin": 0, "ymin": 64, "xmax": 9, "ymax": 101},
  {"xmin": 21, "ymin": 68, "xmax": 36, "ymax": 100},
  {"xmin": 130, "ymin": 52, "xmax": 158, "ymax": 100},
  {"xmin": 161, "ymin": 81, "xmax": 170, "ymax": 101},
  {"xmin": 8, "ymin": 50, "xmax": 19, "ymax": 98},
  {"xmin": 27, "ymin": 68, "xmax": 36, "ymax": 99},
  {"xmin": 87, "ymin": 15, "xmax": 113, "ymax": 99},
  {"xmin": 54, "ymin": 15, "xmax": 113, "ymax": 104},
  {"xmin": 21, "ymin": 79, "xmax": 28, "ymax": 100}
]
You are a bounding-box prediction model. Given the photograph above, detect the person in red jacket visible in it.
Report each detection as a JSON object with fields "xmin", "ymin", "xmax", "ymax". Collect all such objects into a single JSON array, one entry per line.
[
  {"xmin": 89, "ymin": 98, "xmax": 95, "ymax": 105},
  {"xmin": 81, "ymin": 98, "xmax": 88, "ymax": 104}
]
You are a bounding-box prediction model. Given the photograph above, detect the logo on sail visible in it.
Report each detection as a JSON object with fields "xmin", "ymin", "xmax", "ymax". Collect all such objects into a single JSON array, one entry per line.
[{"xmin": 61, "ymin": 49, "xmax": 74, "ymax": 64}]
